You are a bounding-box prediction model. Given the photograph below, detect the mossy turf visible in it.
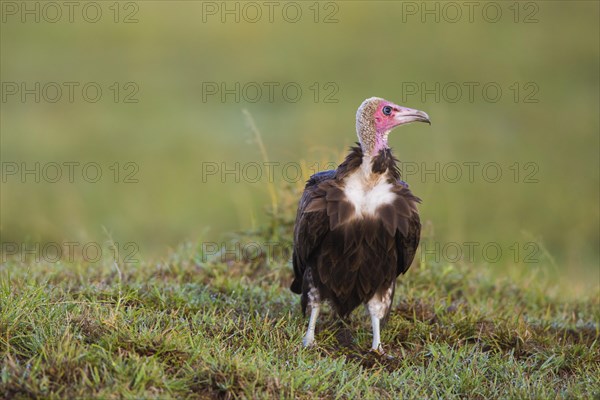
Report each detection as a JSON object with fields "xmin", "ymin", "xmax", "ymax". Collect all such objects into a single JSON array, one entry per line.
[{"xmin": 1, "ymin": 223, "xmax": 598, "ymax": 399}]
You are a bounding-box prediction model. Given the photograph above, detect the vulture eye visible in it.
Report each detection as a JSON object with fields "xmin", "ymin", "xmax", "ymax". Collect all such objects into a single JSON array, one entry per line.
[{"xmin": 382, "ymin": 106, "xmax": 392, "ymax": 116}]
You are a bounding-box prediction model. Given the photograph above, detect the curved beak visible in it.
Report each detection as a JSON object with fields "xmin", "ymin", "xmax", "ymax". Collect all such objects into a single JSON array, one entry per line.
[{"xmin": 394, "ymin": 106, "xmax": 431, "ymax": 126}]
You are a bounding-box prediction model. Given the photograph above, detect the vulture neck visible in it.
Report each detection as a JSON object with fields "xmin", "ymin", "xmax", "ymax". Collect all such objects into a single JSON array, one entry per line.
[
  {"xmin": 362, "ymin": 146, "xmax": 399, "ymax": 180},
  {"xmin": 358, "ymin": 128, "xmax": 390, "ymax": 159},
  {"xmin": 336, "ymin": 143, "xmax": 401, "ymax": 185}
]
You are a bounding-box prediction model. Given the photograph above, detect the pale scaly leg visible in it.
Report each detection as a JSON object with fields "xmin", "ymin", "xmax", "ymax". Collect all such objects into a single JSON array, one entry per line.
[
  {"xmin": 367, "ymin": 302, "xmax": 384, "ymax": 353},
  {"xmin": 367, "ymin": 284, "xmax": 394, "ymax": 353},
  {"xmin": 302, "ymin": 303, "xmax": 320, "ymax": 347},
  {"xmin": 302, "ymin": 286, "xmax": 320, "ymax": 347}
]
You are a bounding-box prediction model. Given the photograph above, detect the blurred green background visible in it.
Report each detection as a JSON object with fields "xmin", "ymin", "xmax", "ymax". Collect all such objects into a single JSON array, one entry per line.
[{"xmin": 1, "ymin": 1, "xmax": 598, "ymax": 289}]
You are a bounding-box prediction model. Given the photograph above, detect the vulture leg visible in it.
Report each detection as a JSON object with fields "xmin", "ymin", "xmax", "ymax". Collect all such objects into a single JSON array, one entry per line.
[
  {"xmin": 302, "ymin": 286, "xmax": 321, "ymax": 347},
  {"xmin": 303, "ymin": 302, "xmax": 320, "ymax": 347},
  {"xmin": 370, "ymin": 313, "xmax": 382, "ymax": 353},
  {"xmin": 367, "ymin": 284, "xmax": 394, "ymax": 353}
]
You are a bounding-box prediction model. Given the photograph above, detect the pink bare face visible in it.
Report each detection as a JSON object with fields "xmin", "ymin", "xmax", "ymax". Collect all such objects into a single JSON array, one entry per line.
[{"xmin": 373, "ymin": 100, "xmax": 431, "ymax": 135}]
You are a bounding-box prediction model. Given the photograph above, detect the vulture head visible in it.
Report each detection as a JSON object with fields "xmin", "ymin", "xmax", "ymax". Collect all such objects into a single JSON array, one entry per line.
[{"xmin": 356, "ymin": 97, "xmax": 431, "ymax": 156}]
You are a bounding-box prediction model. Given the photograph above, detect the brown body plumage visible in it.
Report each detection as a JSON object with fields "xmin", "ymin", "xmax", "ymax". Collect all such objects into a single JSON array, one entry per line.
[{"xmin": 291, "ymin": 146, "xmax": 420, "ymax": 317}]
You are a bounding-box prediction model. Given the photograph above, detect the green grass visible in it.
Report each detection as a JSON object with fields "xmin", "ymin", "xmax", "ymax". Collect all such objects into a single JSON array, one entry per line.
[{"xmin": 2, "ymin": 211, "xmax": 599, "ymax": 399}]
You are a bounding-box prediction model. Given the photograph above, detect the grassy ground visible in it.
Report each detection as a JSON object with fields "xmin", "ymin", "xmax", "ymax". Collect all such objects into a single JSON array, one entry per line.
[{"xmin": 1, "ymin": 210, "xmax": 598, "ymax": 399}]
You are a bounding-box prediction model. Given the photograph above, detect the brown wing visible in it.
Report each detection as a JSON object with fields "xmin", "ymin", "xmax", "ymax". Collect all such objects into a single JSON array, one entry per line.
[
  {"xmin": 290, "ymin": 170, "xmax": 336, "ymax": 294},
  {"xmin": 374, "ymin": 182, "xmax": 421, "ymax": 276},
  {"xmin": 392, "ymin": 184, "xmax": 421, "ymax": 276}
]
